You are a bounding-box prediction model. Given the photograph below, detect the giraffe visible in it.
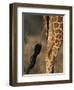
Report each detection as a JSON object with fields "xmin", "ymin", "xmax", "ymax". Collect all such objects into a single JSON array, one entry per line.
[{"xmin": 43, "ymin": 15, "xmax": 63, "ymax": 73}]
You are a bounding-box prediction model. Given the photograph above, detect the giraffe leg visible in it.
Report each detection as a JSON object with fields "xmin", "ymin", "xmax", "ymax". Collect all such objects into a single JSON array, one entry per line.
[{"xmin": 51, "ymin": 56, "xmax": 55, "ymax": 73}]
